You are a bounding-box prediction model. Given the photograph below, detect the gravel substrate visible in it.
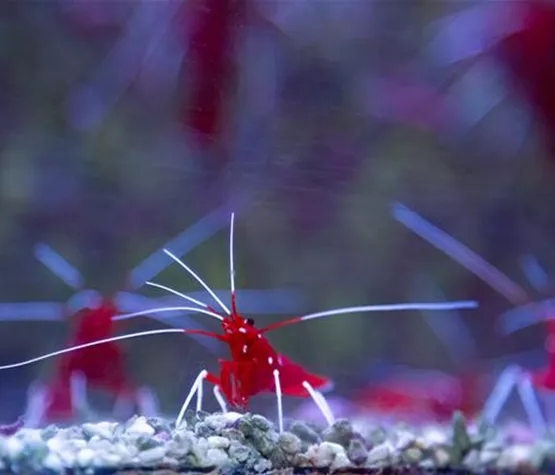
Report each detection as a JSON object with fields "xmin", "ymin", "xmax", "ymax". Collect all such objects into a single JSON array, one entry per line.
[{"xmin": 0, "ymin": 411, "xmax": 554, "ymax": 474}]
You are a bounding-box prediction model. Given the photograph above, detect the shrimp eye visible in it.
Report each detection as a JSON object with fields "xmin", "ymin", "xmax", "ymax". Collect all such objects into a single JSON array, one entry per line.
[{"xmin": 246, "ymin": 318, "xmax": 255, "ymax": 326}]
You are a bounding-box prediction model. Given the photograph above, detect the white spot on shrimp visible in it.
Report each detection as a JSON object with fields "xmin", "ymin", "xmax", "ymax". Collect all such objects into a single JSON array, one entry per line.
[
  {"xmin": 268, "ymin": 357, "xmax": 274, "ymax": 366},
  {"xmin": 242, "ymin": 345, "xmax": 248, "ymax": 354},
  {"xmin": 257, "ymin": 334, "xmax": 262, "ymax": 339},
  {"xmin": 238, "ymin": 327, "xmax": 247, "ymax": 334}
]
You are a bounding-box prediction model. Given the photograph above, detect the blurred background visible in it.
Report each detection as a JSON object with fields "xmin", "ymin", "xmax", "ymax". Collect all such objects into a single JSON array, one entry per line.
[{"xmin": 1, "ymin": 0, "xmax": 555, "ymax": 426}]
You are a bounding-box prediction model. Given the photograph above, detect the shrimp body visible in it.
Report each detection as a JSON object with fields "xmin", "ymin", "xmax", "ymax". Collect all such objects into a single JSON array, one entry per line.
[{"xmin": 199, "ymin": 303, "xmax": 330, "ymax": 409}]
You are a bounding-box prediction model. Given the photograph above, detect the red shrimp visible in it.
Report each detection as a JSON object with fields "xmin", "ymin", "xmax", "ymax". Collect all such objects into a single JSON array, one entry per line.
[{"xmin": 0, "ymin": 213, "xmax": 478, "ymax": 431}]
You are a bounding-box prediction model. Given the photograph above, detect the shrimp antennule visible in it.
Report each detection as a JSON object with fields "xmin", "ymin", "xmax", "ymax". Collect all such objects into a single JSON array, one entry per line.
[
  {"xmin": 163, "ymin": 249, "xmax": 231, "ymax": 315},
  {"xmin": 112, "ymin": 306, "xmax": 224, "ymax": 322},
  {"xmin": 391, "ymin": 202, "xmax": 528, "ymax": 304},
  {"xmin": 146, "ymin": 281, "xmax": 211, "ymax": 309}
]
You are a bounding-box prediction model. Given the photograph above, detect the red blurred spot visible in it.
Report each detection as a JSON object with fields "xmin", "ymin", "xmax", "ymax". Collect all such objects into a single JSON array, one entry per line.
[{"xmin": 495, "ymin": 1, "xmax": 555, "ymax": 163}]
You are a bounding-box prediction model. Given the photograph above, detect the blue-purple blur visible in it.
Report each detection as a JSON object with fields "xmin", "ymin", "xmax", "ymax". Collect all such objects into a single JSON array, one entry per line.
[{"xmin": 0, "ymin": 0, "xmax": 555, "ymax": 428}]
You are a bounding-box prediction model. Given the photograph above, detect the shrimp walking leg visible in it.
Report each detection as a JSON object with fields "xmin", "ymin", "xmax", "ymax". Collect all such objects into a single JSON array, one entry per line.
[
  {"xmin": 136, "ymin": 386, "xmax": 160, "ymax": 417},
  {"xmin": 482, "ymin": 365, "xmax": 521, "ymax": 425},
  {"xmin": 176, "ymin": 369, "xmax": 210, "ymax": 429},
  {"xmin": 482, "ymin": 365, "xmax": 547, "ymax": 433},
  {"xmin": 70, "ymin": 371, "xmax": 90, "ymax": 415},
  {"xmin": 213, "ymin": 386, "xmax": 227, "ymax": 413},
  {"xmin": 273, "ymin": 369, "xmax": 283, "ymax": 433},
  {"xmin": 23, "ymin": 381, "xmax": 49, "ymax": 428},
  {"xmin": 113, "ymin": 391, "xmax": 136, "ymax": 420},
  {"xmin": 302, "ymin": 381, "xmax": 335, "ymax": 426},
  {"xmin": 516, "ymin": 373, "xmax": 547, "ymax": 434}
]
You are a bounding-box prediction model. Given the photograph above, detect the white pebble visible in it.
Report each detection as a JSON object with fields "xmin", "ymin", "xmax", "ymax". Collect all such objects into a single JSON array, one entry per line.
[
  {"xmin": 77, "ymin": 448, "xmax": 96, "ymax": 467},
  {"xmin": 366, "ymin": 442, "xmax": 393, "ymax": 467},
  {"xmin": 83, "ymin": 422, "xmax": 114, "ymax": 440},
  {"xmin": 87, "ymin": 438, "xmax": 112, "ymax": 452},
  {"xmin": 42, "ymin": 452, "xmax": 64, "ymax": 472},
  {"xmin": 5, "ymin": 437, "xmax": 23, "ymax": 460},
  {"xmin": 127, "ymin": 416, "xmax": 155, "ymax": 437},
  {"xmin": 497, "ymin": 444, "xmax": 532, "ymax": 469},
  {"xmin": 114, "ymin": 442, "xmax": 138, "ymax": 460},
  {"xmin": 139, "ymin": 446, "xmax": 166, "ymax": 464},
  {"xmin": 58, "ymin": 448, "xmax": 77, "ymax": 468},
  {"xmin": 395, "ymin": 431, "xmax": 415, "ymax": 450},
  {"xmin": 420, "ymin": 427, "xmax": 448, "ymax": 447},
  {"xmin": 206, "ymin": 448, "xmax": 229, "ymax": 466},
  {"xmin": 99, "ymin": 452, "xmax": 121, "ymax": 467},
  {"xmin": 16, "ymin": 428, "xmax": 43, "ymax": 445},
  {"xmin": 47, "ymin": 437, "xmax": 65, "ymax": 452},
  {"xmin": 306, "ymin": 442, "xmax": 347, "ymax": 468},
  {"xmin": 208, "ymin": 435, "xmax": 230, "ymax": 450}
]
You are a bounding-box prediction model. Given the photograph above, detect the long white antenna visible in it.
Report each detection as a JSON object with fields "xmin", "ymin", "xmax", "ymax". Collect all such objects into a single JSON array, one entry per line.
[
  {"xmin": 112, "ymin": 306, "xmax": 224, "ymax": 322},
  {"xmin": 0, "ymin": 329, "xmax": 184, "ymax": 370},
  {"xmin": 230, "ymin": 213, "xmax": 236, "ymax": 295},
  {"xmin": 163, "ymin": 249, "xmax": 231, "ymax": 315},
  {"xmin": 299, "ymin": 301, "xmax": 479, "ymax": 323},
  {"xmin": 391, "ymin": 203, "xmax": 528, "ymax": 305},
  {"xmin": 146, "ymin": 281, "xmax": 210, "ymax": 308}
]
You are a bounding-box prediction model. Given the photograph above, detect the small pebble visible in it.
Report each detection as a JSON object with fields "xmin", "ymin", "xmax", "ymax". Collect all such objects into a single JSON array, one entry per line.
[
  {"xmin": 206, "ymin": 447, "xmax": 230, "ymax": 466},
  {"xmin": 278, "ymin": 432, "xmax": 302, "ymax": 454},
  {"xmin": 126, "ymin": 417, "xmax": 155, "ymax": 438},
  {"xmin": 306, "ymin": 441, "xmax": 348, "ymax": 468},
  {"xmin": 76, "ymin": 448, "xmax": 96, "ymax": 467},
  {"xmin": 322, "ymin": 419, "xmax": 354, "ymax": 448},
  {"xmin": 42, "ymin": 452, "xmax": 63, "ymax": 472},
  {"xmin": 138, "ymin": 446, "xmax": 166, "ymax": 464},
  {"xmin": 347, "ymin": 438, "xmax": 368, "ymax": 465},
  {"xmin": 82, "ymin": 422, "xmax": 114, "ymax": 440},
  {"xmin": 229, "ymin": 440, "xmax": 251, "ymax": 463},
  {"xmin": 5, "ymin": 437, "xmax": 23, "ymax": 460},
  {"xmin": 208, "ymin": 435, "xmax": 230, "ymax": 450}
]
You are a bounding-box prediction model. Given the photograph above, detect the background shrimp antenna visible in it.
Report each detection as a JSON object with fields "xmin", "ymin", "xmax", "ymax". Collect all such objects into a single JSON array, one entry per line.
[
  {"xmin": 128, "ymin": 201, "xmax": 247, "ymax": 290},
  {"xmin": 34, "ymin": 243, "xmax": 84, "ymax": 290},
  {"xmin": 520, "ymin": 255, "xmax": 550, "ymax": 292},
  {"xmin": 411, "ymin": 275, "xmax": 478, "ymax": 366},
  {"xmin": 390, "ymin": 202, "xmax": 528, "ymax": 305}
]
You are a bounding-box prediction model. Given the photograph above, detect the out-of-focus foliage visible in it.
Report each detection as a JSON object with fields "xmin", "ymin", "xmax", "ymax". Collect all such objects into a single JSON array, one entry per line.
[{"xmin": 0, "ymin": 0, "xmax": 554, "ymax": 421}]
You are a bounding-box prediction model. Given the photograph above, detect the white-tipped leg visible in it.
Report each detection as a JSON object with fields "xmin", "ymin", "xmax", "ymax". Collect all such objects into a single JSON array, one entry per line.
[
  {"xmin": 136, "ymin": 386, "xmax": 160, "ymax": 417},
  {"xmin": 482, "ymin": 365, "xmax": 521, "ymax": 425},
  {"xmin": 273, "ymin": 369, "xmax": 283, "ymax": 433},
  {"xmin": 542, "ymin": 392, "xmax": 555, "ymax": 426},
  {"xmin": 213, "ymin": 385, "xmax": 228, "ymax": 413},
  {"xmin": 24, "ymin": 380, "xmax": 49, "ymax": 429},
  {"xmin": 70, "ymin": 372, "xmax": 90, "ymax": 414},
  {"xmin": 176, "ymin": 369, "xmax": 208, "ymax": 429},
  {"xmin": 302, "ymin": 381, "xmax": 335, "ymax": 426},
  {"xmin": 516, "ymin": 374, "xmax": 547, "ymax": 434}
]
